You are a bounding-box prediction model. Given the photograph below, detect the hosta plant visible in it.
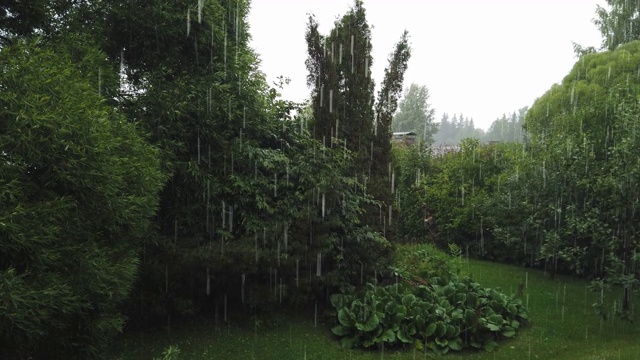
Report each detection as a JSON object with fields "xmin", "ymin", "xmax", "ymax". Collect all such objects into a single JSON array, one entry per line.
[{"xmin": 329, "ymin": 275, "xmax": 528, "ymax": 354}]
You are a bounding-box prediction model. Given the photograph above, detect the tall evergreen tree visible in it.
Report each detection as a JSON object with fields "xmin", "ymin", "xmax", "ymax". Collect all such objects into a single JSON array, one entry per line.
[
  {"xmin": 305, "ymin": 0, "xmax": 375, "ymax": 170},
  {"xmin": 306, "ymin": 0, "xmax": 411, "ymax": 233},
  {"xmin": 372, "ymin": 30, "xmax": 411, "ymax": 226}
]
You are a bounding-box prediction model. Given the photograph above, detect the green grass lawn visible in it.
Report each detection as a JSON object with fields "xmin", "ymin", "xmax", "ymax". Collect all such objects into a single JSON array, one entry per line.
[{"xmin": 110, "ymin": 257, "xmax": 640, "ymax": 360}]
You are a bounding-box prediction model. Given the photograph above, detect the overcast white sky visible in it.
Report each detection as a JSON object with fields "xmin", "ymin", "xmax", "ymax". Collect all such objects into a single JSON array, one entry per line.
[{"xmin": 248, "ymin": 0, "xmax": 605, "ymax": 130}]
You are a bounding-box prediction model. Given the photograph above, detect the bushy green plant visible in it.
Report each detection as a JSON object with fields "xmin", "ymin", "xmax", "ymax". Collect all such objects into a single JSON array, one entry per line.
[
  {"xmin": 329, "ymin": 276, "xmax": 528, "ymax": 354},
  {"xmin": 393, "ymin": 243, "xmax": 461, "ymax": 284},
  {"xmin": 0, "ymin": 41, "xmax": 163, "ymax": 359}
]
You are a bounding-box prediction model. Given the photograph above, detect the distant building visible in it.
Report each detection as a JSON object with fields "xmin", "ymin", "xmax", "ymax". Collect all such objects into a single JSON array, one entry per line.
[{"xmin": 392, "ymin": 131, "xmax": 417, "ymax": 146}]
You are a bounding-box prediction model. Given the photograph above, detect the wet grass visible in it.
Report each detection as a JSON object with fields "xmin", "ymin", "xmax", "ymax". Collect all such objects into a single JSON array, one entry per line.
[{"xmin": 110, "ymin": 252, "xmax": 640, "ymax": 360}]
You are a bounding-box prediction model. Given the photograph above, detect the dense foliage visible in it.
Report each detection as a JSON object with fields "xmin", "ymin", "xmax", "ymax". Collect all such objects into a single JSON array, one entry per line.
[
  {"xmin": 0, "ymin": 41, "xmax": 163, "ymax": 359},
  {"xmin": 399, "ymin": 41, "xmax": 640, "ymax": 322},
  {"xmin": 1, "ymin": 1, "xmax": 404, "ymax": 357}
]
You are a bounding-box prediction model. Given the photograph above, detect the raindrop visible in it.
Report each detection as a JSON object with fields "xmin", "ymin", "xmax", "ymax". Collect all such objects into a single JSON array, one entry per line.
[
  {"xmin": 174, "ymin": 219, "xmax": 178, "ymax": 243},
  {"xmin": 321, "ymin": 193, "xmax": 326, "ymax": 219},
  {"xmin": 284, "ymin": 223, "xmax": 288, "ymax": 253},
  {"xmin": 274, "ymin": 173, "xmax": 278, "ymax": 197},
  {"xmin": 365, "ymin": 56, "xmax": 369, "ymax": 77},
  {"xmin": 329, "ymin": 89, "xmax": 333, "ymax": 113},
  {"xmin": 314, "ymin": 301, "xmax": 318, "ymax": 327},
  {"xmin": 224, "ymin": 293, "xmax": 228, "ymax": 322},
  {"xmin": 388, "ymin": 205, "xmax": 392, "ymax": 226},
  {"xmin": 241, "ymin": 274, "xmax": 246, "ymax": 303},
  {"xmin": 331, "ymin": 41, "xmax": 335, "ymax": 62},
  {"xmin": 254, "ymin": 232, "xmax": 258, "ymax": 263},
  {"xmin": 316, "ymin": 253, "xmax": 322, "ymax": 276},
  {"xmin": 391, "ymin": 169, "xmax": 395, "ymax": 193},
  {"xmin": 206, "ymin": 267, "xmax": 211, "ymax": 295},
  {"xmin": 296, "ymin": 259, "xmax": 300, "ymax": 287},
  {"xmin": 223, "ymin": 23, "xmax": 227, "ymax": 69},
  {"xmin": 222, "ymin": 201, "xmax": 226, "ymax": 229},
  {"xmin": 198, "ymin": 0, "xmax": 203, "ymax": 23},
  {"xmin": 165, "ymin": 265, "xmax": 169, "ymax": 293},
  {"xmin": 187, "ymin": 9, "xmax": 191, "ymax": 36}
]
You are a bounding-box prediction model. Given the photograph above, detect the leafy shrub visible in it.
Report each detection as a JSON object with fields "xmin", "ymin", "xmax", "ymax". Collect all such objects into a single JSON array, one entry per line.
[
  {"xmin": 0, "ymin": 42, "xmax": 163, "ymax": 358},
  {"xmin": 393, "ymin": 243, "xmax": 461, "ymax": 284},
  {"xmin": 329, "ymin": 276, "xmax": 528, "ymax": 354}
]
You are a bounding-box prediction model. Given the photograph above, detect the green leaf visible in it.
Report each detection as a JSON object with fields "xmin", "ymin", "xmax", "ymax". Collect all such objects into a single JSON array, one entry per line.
[
  {"xmin": 464, "ymin": 309, "xmax": 477, "ymax": 326},
  {"xmin": 484, "ymin": 340, "xmax": 498, "ymax": 352},
  {"xmin": 435, "ymin": 321, "xmax": 447, "ymax": 337},
  {"xmin": 450, "ymin": 308, "xmax": 463, "ymax": 320},
  {"xmin": 440, "ymin": 299, "xmax": 452, "ymax": 310},
  {"xmin": 331, "ymin": 324, "xmax": 351, "ymax": 337},
  {"xmin": 330, "ymin": 294, "xmax": 351, "ymax": 309},
  {"xmin": 445, "ymin": 325, "xmax": 458, "ymax": 338},
  {"xmin": 466, "ymin": 292, "xmax": 478, "ymax": 307},
  {"xmin": 424, "ymin": 322, "xmax": 437, "ymax": 337},
  {"xmin": 487, "ymin": 314, "xmax": 504, "ymax": 325},
  {"xmin": 356, "ymin": 313, "xmax": 380, "ymax": 332},
  {"xmin": 448, "ymin": 338, "xmax": 463, "ymax": 351},
  {"xmin": 501, "ymin": 326, "xmax": 516, "ymax": 338},
  {"xmin": 380, "ymin": 329, "xmax": 396, "ymax": 343},
  {"xmin": 454, "ymin": 292, "xmax": 467, "ymax": 304},
  {"xmin": 385, "ymin": 301, "xmax": 396, "ymax": 314},
  {"xmin": 340, "ymin": 336, "xmax": 357, "ymax": 349},
  {"xmin": 338, "ymin": 308, "xmax": 354, "ymax": 327},
  {"xmin": 435, "ymin": 337, "xmax": 448, "ymax": 346},
  {"xmin": 397, "ymin": 328, "xmax": 412, "ymax": 343},
  {"xmin": 402, "ymin": 293, "xmax": 417, "ymax": 307},
  {"xmin": 395, "ymin": 304, "xmax": 407, "ymax": 316}
]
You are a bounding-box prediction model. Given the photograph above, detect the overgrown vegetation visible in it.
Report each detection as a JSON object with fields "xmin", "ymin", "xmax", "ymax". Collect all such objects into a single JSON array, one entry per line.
[
  {"xmin": 5, "ymin": 0, "xmax": 640, "ymax": 357},
  {"xmin": 394, "ymin": 41, "xmax": 640, "ymax": 324}
]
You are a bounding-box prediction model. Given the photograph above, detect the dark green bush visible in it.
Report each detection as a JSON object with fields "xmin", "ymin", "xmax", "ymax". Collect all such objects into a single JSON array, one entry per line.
[{"xmin": 0, "ymin": 42, "xmax": 163, "ymax": 359}]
